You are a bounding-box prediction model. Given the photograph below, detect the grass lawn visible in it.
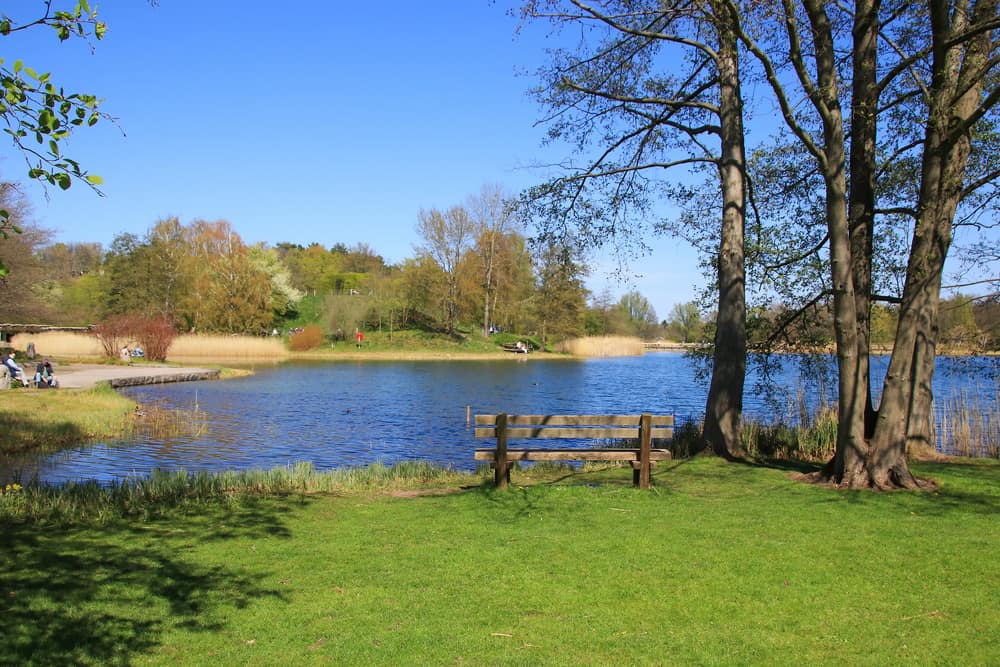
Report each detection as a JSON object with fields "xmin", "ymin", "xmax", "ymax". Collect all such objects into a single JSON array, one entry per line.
[
  {"xmin": 0, "ymin": 384, "xmax": 136, "ymax": 454},
  {"xmin": 1, "ymin": 457, "xmax": 997, "ymax": 665}
]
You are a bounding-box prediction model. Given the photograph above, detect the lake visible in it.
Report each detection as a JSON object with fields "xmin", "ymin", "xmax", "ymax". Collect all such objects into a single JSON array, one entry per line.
[{"xmin": 2, "ymin": 352, "xmax": 997, "ymax": 484}]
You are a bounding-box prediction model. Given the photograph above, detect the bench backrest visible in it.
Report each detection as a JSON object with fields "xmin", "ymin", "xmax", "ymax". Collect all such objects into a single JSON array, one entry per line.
[{"xmin": 474, "ymin": 414, "xmax": 674, "ymax": 440}]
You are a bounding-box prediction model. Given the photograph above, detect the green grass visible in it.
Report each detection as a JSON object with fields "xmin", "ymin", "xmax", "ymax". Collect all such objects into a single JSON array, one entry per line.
[
  {"xmin": 1, "ymin": 457, "xmax": 997, "ymax": 665},
  {"xmin": 0, "ymin": 383, "xmax": 137, "ymax": 454}
]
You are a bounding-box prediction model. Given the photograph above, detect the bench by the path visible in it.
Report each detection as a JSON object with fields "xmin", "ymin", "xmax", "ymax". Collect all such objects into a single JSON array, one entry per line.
[{"xmin": 474, "ymin": 413, "xmax": 674, "ymax": 490}]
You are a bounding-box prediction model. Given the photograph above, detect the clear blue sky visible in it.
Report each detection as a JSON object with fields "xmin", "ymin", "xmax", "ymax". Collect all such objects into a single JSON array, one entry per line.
[{"xmin": 4, "ymin": 1, "xmax": 705, "ymax": 320}]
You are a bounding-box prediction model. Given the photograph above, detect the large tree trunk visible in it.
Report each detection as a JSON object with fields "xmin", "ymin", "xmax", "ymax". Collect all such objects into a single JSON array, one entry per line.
[
  {"xmin": 794, "ymin": 0, "xmax": 870, "ymax": 485},
  {"xmin": 703, "ymin": 5, "xmax": 748, "ymax": 460},
  {"xmin": 848, "ymin": 0, "xmax": 881, "ymax": 438},
  {"xmin": 868, "ymin": 0, "xmax": 995, "ymax": 485}
]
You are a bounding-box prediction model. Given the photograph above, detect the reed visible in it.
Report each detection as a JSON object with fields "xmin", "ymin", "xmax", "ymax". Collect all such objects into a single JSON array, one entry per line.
[
  {"xmin": 9, "ymin": 332, "xmax": 103, "ymax": 358},
  {"xmin": 166, "ymin": 334, "xmax": 288, "ymax": 361},
  {"xmin": 0, "ymin": 461, "xmax": 486, "ymax": 523},
  {"xmin": 934, "ymin": 390, "xmax": 1000, "ymax": 458},
  {"xmin": 554, "ymin": 335, "xmax": 645, "ymax": 357}
]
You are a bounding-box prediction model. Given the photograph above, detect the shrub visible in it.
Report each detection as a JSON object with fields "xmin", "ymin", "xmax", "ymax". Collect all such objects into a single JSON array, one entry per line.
[
  {"xmin": 92, "ymin": 314, "xmax": 177, "ymax": 361},
  {"xmin": 91, "ymin": 315, "xmax": 135, "ymax": 358},
  {"xmin": 289, "ymin": 324, "xmax": 324, "ymax": 351},
  {"xmin": 132, "ymin": 316, "xmax": 177, "ymax": 362}
]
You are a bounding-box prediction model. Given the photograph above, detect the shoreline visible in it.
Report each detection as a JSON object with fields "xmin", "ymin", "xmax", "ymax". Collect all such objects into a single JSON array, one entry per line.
[{"xmin": 43, "ymin": 363, "xmax": 220, "ymax": 390}]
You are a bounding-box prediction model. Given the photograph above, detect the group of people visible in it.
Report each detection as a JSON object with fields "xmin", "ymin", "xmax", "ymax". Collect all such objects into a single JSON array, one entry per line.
[
  {"xmin": 120, "ymin": 344, "xmax": 145, "ymax": 362},
  {"xmin": 3, "ymin": 351, "xmax": 58, "ymax": 388}
]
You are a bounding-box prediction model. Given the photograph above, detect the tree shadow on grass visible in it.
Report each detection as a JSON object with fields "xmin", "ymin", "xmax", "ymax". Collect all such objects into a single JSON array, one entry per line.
[
  {"xmin": 748, "ymin": 456, "xmax": 1000, "ymax": 516},
  {"xmin": 0, "ymin": 501, "xmax": 294, "ymax": 664}
]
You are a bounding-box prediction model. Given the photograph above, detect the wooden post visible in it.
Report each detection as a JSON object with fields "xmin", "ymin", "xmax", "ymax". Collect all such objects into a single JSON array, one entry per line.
[
  {"xmin": 466, "ymin": 405, "xmax": 471, "ymax": 426},
  {"xmin": 638, "ymin": 413, "xmax": 652, "ymax": 489},
  {"xmin": 495, "ymin": 413, "xmax": 509, "ymax": 490}
]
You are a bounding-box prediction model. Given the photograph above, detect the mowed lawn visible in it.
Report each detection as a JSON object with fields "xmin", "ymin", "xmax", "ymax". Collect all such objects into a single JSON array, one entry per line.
[{"xmin": 1, "ymin": 457, "xmax": 997, "ymax": 665}]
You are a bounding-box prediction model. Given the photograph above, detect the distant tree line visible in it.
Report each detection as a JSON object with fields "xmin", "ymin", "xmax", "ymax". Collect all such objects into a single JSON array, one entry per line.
[{"xmin": 0, "ymin": 181, "xmax": 687, "ymax": 343}]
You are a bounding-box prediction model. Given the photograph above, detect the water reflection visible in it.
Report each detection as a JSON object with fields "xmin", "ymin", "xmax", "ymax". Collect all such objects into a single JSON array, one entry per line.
[{"xmin": 1, "ymin": 353, "xmax": 995, "ymax": 484}]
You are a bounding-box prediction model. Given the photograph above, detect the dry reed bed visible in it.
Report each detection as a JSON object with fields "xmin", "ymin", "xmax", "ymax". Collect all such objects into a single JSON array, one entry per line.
[
  {"xmin": 555, "ymin": 335, "xmax": 645, "ymax": 357},
  {"xmin": 9, "ymin": 332, "xmax": 288, "ymax": 362},
  {"xmin": 10, "ymin": 332, "xmax": 103, "ymax": 357}
]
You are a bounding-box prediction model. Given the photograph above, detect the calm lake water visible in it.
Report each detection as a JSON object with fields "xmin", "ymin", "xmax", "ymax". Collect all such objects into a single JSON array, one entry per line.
[{"xmin": 2, "ymin": 352, "xmax": 997, "ymax": 484}]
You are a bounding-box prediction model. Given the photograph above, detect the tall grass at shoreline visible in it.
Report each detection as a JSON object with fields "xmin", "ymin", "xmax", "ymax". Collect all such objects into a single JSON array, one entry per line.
[
  {"xmin": 934, "ymin": 390, "xmax": 1000, "ymax": 457},
  {"xmin": 555, "ymin": 335, "xmax": 645, "ymax": 357},
  {"xmin": 0, "ymin": 461, "xmax": 482, "ymax": 523}
]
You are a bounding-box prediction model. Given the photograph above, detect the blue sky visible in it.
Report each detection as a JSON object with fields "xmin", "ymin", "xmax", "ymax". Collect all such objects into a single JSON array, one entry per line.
[{"xmin": 2, "ymin": 1, "xmax": 702, "ymax": 320}]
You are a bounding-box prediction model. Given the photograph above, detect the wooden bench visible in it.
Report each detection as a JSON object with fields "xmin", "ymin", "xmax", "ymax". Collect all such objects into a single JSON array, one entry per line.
[{"xmin": 474, "ymin": 413, "xmax": 674, "ymax": 490}]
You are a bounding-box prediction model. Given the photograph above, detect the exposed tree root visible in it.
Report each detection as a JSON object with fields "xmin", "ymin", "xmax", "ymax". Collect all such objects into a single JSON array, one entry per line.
[{"xmin": 795, "ymin": 467, "xmax": 938, "ymax": 492}]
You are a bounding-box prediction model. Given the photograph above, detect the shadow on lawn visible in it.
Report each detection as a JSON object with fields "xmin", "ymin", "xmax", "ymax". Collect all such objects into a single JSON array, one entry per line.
[
  {"xmin": 0, "ymin": 413, "xmax": 92, "ymax": 456},
  {"xmin": 753, "ymin": 457, "xmax": 1000, "ymax": 516},
  {"xmin": 0, "ymin": 501, "xmax": 293, "ymax": 664}
]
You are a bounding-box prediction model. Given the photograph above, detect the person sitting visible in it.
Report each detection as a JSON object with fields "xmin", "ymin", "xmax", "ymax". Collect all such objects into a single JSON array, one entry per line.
[
  {"xmin": 133, "ymin": 345, "xmax": 144, "ymax": 358},
  {"xmin": 120, "ymin": 345, "xmax": 132, "ymax": 363},
  {"xmin": 4, "ymin": 351, "xmax": 29, "ymax": 387},
  {"xmin": 34, "ymin": 358, "xmax": 58, "ymax": 388}
]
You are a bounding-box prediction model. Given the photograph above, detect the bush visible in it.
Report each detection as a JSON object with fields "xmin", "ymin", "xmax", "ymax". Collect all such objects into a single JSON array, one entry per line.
[
  {"xmin": 132, "ymin": 316, "xmax": 176, "ymax": 362},
  {"xmin": 91, "ymin": 315, "xmax": 134, "ymax": 358},
  {"xmin": 92, "ymin": 314, "xmax": 177, "ymax": 361},
  {"xmin": 289, "ymin": 324, "xmax": 324, "ymax": 351}
]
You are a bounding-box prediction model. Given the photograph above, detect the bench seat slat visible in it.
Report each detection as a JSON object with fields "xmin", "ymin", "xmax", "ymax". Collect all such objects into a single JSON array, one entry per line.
[
  {"xmin": 474, "ymin": 447, "xmax": 673, "ymax": 462},
  {"xmin": 473, "ymin": 414, "xmax": 674, "ymax": 427},
  {"xmin": 475, "ymin": 426, "xmax": 674, "ymax": 439}
]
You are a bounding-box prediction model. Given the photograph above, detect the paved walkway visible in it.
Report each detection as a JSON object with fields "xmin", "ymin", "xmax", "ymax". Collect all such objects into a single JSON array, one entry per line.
[{"xmin": 47, "ymin": 363, "xmax": 220, "ymax": 389}]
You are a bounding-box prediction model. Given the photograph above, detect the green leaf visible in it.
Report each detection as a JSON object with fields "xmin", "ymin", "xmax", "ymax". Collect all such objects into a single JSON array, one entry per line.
[
  {"xmin": 38, "ymin": 108, "xmax": 54, "ymax": 130},
  {"xmin": 95, "ymin": 21, "xmax": 106, "ymax": 40},
  {"xmin": 13, "ymin": 59, "xmax": 22, "ymax": 73},
  {"xmin": 0, "ymin": 261, "xmax": 8, "ymax": 278},
  {"xmin": 85, "ymin": 174, "xmax": 103, "ymax": 185},
  {"xmin": 57, "ymin": 26, "xmax": 70, "ymax": 41},
  {"xmin": 0, "ymin": 20, "xmax": 10, "ymax": 36},
  {"xmin": 49, "ymin": 139, "xmax": 60, "ymax": 157},
  {"xmin": 56, "ymin": 173, "xmax": 72, "ymax": 190}
]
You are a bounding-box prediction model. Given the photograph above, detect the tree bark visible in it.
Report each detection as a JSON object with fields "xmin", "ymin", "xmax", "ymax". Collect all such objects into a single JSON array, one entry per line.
[
  {"xmin": 848, "ymin": 0, "xmax": 881, "ymax": 438},
  {"xmin": 868, "ymin": 0, "xmax": 996, "ymax": 486},
  {"xmin": 703, "ymin": 3, "xmax": 748, "ymax": 460},
  {"xmin": 794, "ymin": 0, "xmax": 869, "ymax": 485}
]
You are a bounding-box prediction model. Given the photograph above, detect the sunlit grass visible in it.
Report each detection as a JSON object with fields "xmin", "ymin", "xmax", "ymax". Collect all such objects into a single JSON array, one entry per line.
[
  {"xmin": 0, "ymin": 458, "xmax": 997, "ymax": 664},
  {"xmin": 555, "ymin": 335, "xmax": 645, "ymax": 357},
  {"xmin": 0, "ymin": 461, "xmax": 484, "ymax": 523},
  {"xmin": 0, "ymin": 383, "xmax": 136, "ymax": 454}
]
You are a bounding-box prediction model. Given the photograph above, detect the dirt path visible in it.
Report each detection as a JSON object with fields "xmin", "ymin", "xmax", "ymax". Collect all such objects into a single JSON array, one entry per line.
[{"xmin": 48, "ymin": 363, "xmax": 220, "ymax": 389}]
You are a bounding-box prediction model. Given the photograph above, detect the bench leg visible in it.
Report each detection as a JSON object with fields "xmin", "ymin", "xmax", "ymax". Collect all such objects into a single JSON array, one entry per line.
[
  {"xmin": 494, "ymin": 461, "xmax": 510, "ymax": 490},
  {"xmin": 494, "ymin": 413, "xmax": 509, "ymax": 490}
]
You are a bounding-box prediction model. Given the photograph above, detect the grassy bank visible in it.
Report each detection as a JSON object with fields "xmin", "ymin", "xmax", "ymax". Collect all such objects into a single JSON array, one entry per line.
[
  {"xmin": 0, "ymin": 384, "xmax": 137, "ymax": 454},
  {"xmin": 0, "ymin": 457, "xmax": 997, "ymax": 664}
]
